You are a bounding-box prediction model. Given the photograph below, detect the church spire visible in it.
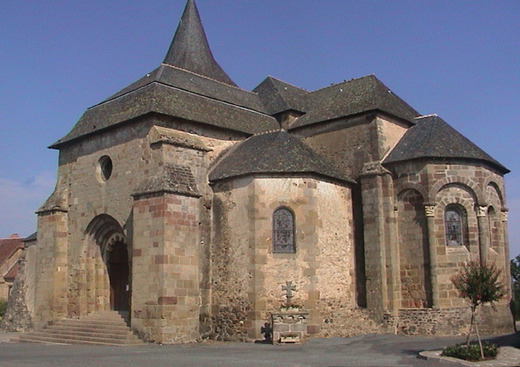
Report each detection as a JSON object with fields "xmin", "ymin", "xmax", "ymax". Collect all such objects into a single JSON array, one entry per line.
[{"xmin": 163, "ymin": 0, "xmax": 237, "ymax": 86}]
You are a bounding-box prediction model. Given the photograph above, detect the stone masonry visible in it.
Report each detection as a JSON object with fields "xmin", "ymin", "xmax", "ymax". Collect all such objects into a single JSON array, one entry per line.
[{"xmin": 7, "ymin": 0, "xmax": 513, "ymax": 343}]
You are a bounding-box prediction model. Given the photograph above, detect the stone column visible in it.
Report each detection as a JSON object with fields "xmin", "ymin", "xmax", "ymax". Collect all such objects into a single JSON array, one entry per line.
[
  {"xmin": 424, "ymin": 204, "xmax": 439, "ymax": 308},
  {"xmin": 131, "ymin": 164, "xmax": 202, "ymax": 344},
  {"xmin": 359, "ymin": 162, "xmax": 397, "ymax": 319},
  {"xmin": 31, "ymin": 187, "xmax": 69, "ymax": 328},
  {"xmin": 33, "ymin": 208, "xmax": 69, "ymax": 328},
  {"xmin": 501, "ymin": 210, "xmax": 511, "ymax": 298},
  {"xmin": 477, "ymin": 205, "xmax": 489, "ymax": 265}
]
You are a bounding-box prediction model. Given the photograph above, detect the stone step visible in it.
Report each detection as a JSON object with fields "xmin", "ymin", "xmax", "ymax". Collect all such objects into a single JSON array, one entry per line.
[
  {"xmin": 19, "ymin": 331, "xmax": 142, "ymax": 346},
  {"xmin": 18, "ymin": 311, "xmax": 144, "ymax": 346},
  {"xmin": 19, "ymin": 333, "xmax": 142, "ymax": 346},
  {"xmin": 48, "ymin": 325, "xmax": 132, "ymax": 335},
  {"xmin": 37, "ymin": 329, "xmax": 137, "ymax": 340},
  {"xmin": 52, "ymin": 320, "xmax": 131, "ymax": 331},
  {"xmin": 82, "ymin": 311, "xmax": 129, "ymax": 321}
]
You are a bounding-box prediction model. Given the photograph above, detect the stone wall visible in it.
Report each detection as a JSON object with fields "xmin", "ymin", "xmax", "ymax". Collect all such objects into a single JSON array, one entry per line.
[
  {"xmin": 33, "ymin": 116, "xmax": 239, "ymax": 337},
  {"xmin": 0, "ymin": 246, "xmax": 23, "ymax": 301},
  {"xmin": 132, "ymin": 192, "xmax": 201, "ymax": 343},
  {"xmin": 211, "ymin": 176, "xmax": 369, "ymax": 340},
  {"xmin": 397, "ymin": 189, "xmax": 430, "ymax": 308},
  {"xmin": 359, "ymin": 162, "xmax": 399, "ymax": 319},
  {"xmin": 397, "ymin": 308, "xmax": 469, "ymax": 336},
  {"xmin": 397, "ymin": 305, "xmax": 513, "ymax": 336},
  {"xmin": 0, "ymin": 252, "xmax": 32, "ymax": 332},
  {"xmin": 388, "ymin": 160, "xmax": 513, "ymax": 334},
  {"xmin": 33, "ymin": 209, "xmax": 69, "ymax": 328},
  {"xmin": 298, "ymin": 114, "xmax": 408, "ymax": 178}
]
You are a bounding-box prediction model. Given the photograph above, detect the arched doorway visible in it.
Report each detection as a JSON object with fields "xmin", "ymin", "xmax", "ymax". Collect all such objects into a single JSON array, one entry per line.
[
  {"xmin": 107, "ymin": 241, "xmax": 130, "ymax": 312},
  {"xmin": 84, "ymin": 215, "xmax": 131, "ymax": 316}
]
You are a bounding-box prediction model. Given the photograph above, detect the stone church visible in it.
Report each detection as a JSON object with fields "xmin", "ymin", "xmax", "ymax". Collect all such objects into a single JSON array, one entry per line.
[{"xmin": 21, "ymin": 0, "xmax": 513, "ymax": 343}]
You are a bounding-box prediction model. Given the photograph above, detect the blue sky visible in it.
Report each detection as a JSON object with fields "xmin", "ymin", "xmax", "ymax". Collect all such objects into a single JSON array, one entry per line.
[{"xmin": 1, "ymin": 1, "xmax": 519, "ymax": 256}]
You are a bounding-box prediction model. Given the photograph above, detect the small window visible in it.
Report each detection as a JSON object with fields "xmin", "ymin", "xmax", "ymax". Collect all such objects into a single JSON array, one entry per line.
[
  {"xmin": 97, "ymin": 156, "xmax": 113, "ymax": 182},
  {"xmin": 445, "ymin": 205, "xmax": 465, "ymax": 246},
  {"xmin": 273, "ymin": 207, "xmax": 295, "ymax": 253}
]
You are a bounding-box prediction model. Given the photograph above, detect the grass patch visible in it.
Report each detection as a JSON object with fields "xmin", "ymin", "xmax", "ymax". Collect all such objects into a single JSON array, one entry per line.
[{"xmin": 441, "ymin": 342, "xmax": 498, "ymax": 362}]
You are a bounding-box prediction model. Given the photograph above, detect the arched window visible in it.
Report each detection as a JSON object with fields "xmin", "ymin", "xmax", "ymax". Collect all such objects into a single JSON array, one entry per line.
[
  {"xmin": 273, "ymin": 207, "xmax": 295, "ymax": 253},
  {"xmin": 444, "ymin": 204, "xmax": 466, "ymax": 246}
]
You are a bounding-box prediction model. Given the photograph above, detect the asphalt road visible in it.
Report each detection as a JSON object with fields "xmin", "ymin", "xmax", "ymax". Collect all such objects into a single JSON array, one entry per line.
[
  {"xmin": 0, "ymin": 333, "xmax": 466, "ymax": 367},
  {"xmin": 1, "ymin": 332, "xmax": 519, "ymax": 367}
]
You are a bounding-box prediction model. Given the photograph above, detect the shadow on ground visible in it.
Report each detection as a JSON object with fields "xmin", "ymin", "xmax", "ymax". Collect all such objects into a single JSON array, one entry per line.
[{"xmin": 483, "ymin": 331, "xmax": 520, "ymax": 348}]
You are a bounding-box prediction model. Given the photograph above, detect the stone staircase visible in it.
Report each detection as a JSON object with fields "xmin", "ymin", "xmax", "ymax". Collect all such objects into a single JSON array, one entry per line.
[{"xmin": 17, "ymin": 311, "xmax": 144, "ymax": 346}]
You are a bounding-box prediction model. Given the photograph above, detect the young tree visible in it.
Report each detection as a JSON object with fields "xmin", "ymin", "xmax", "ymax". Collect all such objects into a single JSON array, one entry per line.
[{"xmin": 451, "ymin": 261, "xmax": 505, "ymax": 359}]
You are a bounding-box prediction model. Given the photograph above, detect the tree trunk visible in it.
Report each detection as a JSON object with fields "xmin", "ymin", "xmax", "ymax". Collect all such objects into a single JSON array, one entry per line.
[
  {"xmin": 466, "ymin": 306, "xmax": 476, "ymax": 346},
  {"xmin": 475, "ymin": 314, "xmax": 484, "ymax": 360}
]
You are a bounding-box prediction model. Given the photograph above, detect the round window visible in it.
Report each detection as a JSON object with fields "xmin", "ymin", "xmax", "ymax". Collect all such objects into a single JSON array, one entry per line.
[{"xmin": 98, "ymin": 156, "xmax": 113, "ymax": 182}]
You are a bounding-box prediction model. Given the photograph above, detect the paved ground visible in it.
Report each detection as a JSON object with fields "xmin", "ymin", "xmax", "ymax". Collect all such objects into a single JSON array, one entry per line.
[{"xmin": 0, "ymin": 331, "xmax": 519, "ymax": 367}]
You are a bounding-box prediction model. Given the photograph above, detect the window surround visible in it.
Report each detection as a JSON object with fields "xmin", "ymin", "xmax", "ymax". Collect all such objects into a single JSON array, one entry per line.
[
  {"xmin": 444, "ymin": 204, "xmax": 466, "ymax": 247},
  {"xmin": 272, "ymin": 207, "xmax": 296, "ymax": 254}
]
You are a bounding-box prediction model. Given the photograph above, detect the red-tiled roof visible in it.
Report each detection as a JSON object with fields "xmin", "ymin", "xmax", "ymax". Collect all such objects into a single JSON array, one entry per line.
[
  {"xmin": 4, "ymin": 263, "xmax": 18, "ymax": 281},
  {"xmin": 0, "ymin": 235, "xmax": 24, "ymax": 268}
]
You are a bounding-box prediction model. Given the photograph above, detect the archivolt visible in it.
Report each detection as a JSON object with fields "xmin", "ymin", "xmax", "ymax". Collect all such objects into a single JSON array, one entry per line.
[
  {"xmin": 396, "ymin": 184, "xmax": 427, "ymax": 203},
  {"xmin": 484, "ymin": 180, "xmax": 505, "ymax": 208},
  {"xmin": 85, "ymin": 214, "xmax": 126, "ymax": 261},
  {"xmin": 429, "ymin": 176, "xmax": 484, "ymax": 204}
]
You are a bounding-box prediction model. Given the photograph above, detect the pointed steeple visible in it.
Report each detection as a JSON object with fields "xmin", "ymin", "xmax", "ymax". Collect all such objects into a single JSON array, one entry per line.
[{"xmin": 163, "ymin": 0, "xmax": 237, "ymax": 86}]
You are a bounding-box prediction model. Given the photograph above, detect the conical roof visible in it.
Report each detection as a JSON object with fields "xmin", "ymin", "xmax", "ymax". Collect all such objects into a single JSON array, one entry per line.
[
  {"xmin": 50, "ymin": 0, "xmax": 278, "ymax": 149},
  {"xmin": 163, "ymin": 0, "xmax": 236, "ymax": 86},
  {"xmin": 209, "ymin": 130, "xmax": 354, "ymax": 183},
  {"xmin": 384, "ymin": 115, "xmax": 509, "ymax": 173}
]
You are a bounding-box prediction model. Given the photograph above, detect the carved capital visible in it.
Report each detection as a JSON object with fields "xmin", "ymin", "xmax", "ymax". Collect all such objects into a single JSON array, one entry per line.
[
  {"xmin": 360, "ymin": 161, "xmax": 391, "ymax": 177},
  {"xmin": 477, "ymin": 205, "xmax": 487, "ymax": 217},
  {"xmin": 424, "ymin": 205, "xmax": 436, "ymax": 217},
  {"xmin": 501, "ymin": 211, "xmax": 508, "ymax": 222}
]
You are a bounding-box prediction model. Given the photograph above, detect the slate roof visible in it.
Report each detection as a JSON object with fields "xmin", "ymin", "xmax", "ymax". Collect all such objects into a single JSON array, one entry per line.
[
  {"xmin": 50, "ymin": 0, "xmax": 278, "ymax": 149},
  {"xmin": 104, "ymin": 65, "xmax": 266, "ymax": 112},
  {"xmin": 209, "ymin": 130, "xmax": 354, "ymax": 183},
  {"xmin": 253, "ymin": 77, "xmax": 308, "ymax": 115},
  {"xmin": 23, "ymin": 232, "xmax": 37, "ymax": 248},
  {"xmin": 289, "ymin": 75, "xmax": 420, "ymax": 129},
  {"xmin": 163, "ymin": 0, "xmax": 236, "ymax": 86},
  {"xmin": 384, "ymin": 115, "xmax": 509, "ymax": 173},
  {"xmin": 22, "ymin": 232, "xmax": 37, "ymax": 243}
]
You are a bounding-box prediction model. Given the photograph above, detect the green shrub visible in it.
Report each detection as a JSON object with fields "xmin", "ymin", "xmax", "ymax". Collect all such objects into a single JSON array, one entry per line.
[
  {"xmin": 0, "ymin": 299, "xmax": 7, "ymax": 318},
  {"xmin": 442, "ymin": 342, "xmax": 498, "ymax": 361},
  {"xmin": 451, "ymin": 261, "xmax": 504, "ymax": 358}
]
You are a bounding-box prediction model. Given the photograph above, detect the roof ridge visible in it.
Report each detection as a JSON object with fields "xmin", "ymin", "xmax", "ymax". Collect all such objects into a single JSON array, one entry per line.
[
  {"xmin": 253, "ymin": 128, "xmax": 284, "ymax": 137},
  {"xmin": 160, "ymin": 64, "xmax": 253, "ymax": 93},
  {"xmin": 309, "ymin": 74, "xmax": 376, "ymax": 94},
  {"xmin": 265, "ymin": 76, "xmax": 308, "ymax": 92},
  {"xmin": 416, "ymin": 113, "xmax": 438, "ymax": 120}
]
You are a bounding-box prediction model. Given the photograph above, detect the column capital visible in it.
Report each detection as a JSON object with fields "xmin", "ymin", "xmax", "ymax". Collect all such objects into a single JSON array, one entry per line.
[
  {"xmin": 359, "ymin": 161, "xmax": 391, "ymax": 177},
  {"xmin": 477, "ymin": 205, "xmax": 487, "ymax": 217},
  {"xmin": 424, "ymin": 204, "xmax": 436, "ymax": 217},
  {"xmin": 501, "ymin": 210, "xmax": 508, "ymax": 222}
]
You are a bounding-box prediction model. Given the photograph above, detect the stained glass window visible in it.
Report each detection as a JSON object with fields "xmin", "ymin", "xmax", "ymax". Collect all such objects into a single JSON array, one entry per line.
[
  {"xmin": 445, "ymin": 205, "xmax": 464, "ymax": 246},
  {"xmin": 273, "ymin": 208, "xmax": 295, "ymax": 253}
]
